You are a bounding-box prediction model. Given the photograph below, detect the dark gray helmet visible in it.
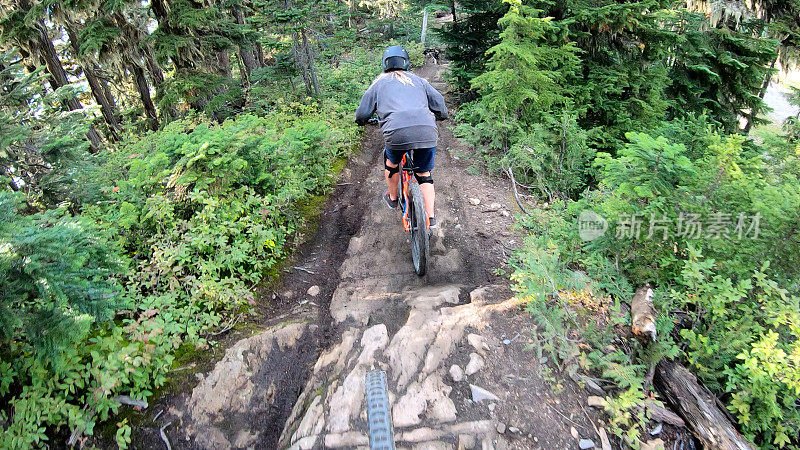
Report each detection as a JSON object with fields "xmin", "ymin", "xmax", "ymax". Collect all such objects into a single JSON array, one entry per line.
[{"xmin": 382, "ymin": 45, "xmax": 410, "ymax": 72}]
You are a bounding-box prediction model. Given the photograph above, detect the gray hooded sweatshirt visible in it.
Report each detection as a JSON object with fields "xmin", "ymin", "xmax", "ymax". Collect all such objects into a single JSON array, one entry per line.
[{"xmin": 355, "ymin": 71, "xmax": 449, "ymax": 150}]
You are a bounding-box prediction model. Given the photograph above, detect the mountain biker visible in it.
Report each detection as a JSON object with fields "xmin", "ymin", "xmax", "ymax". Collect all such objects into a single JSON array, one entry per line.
[{"xmin": 354, "ymin": 45, "xmax": 448, "ymax": 228}]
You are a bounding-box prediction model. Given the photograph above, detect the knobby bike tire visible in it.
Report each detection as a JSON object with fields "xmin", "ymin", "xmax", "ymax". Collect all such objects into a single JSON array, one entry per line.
[
  {"xmin": 365, "ymin": 369, "xmax": 395, "ymax": 449},
  {"xmin": 408, "ymin": 182, "xmax": 428, "ymax": 276}
]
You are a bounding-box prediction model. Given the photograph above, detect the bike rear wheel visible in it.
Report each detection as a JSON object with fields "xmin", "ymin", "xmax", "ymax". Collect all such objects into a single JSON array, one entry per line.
[
  {"xmin": 408, "ymin": 182, "xmax": 428, "ymax": 276},
  {"xmin": 365, "ymin": 369, "xmax": 395, "ymax": 449}
]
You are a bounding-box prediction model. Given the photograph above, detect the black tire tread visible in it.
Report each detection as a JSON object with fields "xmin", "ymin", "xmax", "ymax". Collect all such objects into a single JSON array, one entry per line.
[
  {"xmin": 365, "ymin": 369, "xmax": 395, "ymax": 449},
  {"xmin": 408, "ymin": 182, "xmax": 428, "ymax": 276}
]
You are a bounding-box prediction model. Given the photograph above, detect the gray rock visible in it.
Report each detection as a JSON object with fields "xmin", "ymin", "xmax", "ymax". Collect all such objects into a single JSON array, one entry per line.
[
  {"xmin": 458, "ymin": 434, "xmax": 476, "ymax": 450},
  {"xmin": 496, "ymin": 422, "xmax": 506, "ymax": 434},
  {"xmin": 579, "ymin": 439, "xmax": 595, "ymax": 449},
  {"xmin": 469, "ymin": 197, "xmax": 481, "ymax": 206},
  {"xmin": 465, "ymin": 353, "xmax": 485, "ymax": 375},
  {"xmin": 182, "ymin": 323, "xmax": 316, "ymax": 448},
  {"xmin": 469, "ymin": 285, "xmax": 495, "ymax": 304},
  {"xmin": 508, "ymin": 427, "xmax": 520, "ymax": 434},
  {"xmin": 467, "ymin": 333, "xmax": 489, "ymax": 354},
  {"xmin": 307, "ymin": 285, "xmax": 320, "ymax": 296},
  {"xmin": 393, "ymin": 374, "xmax": 456, "ymax": 427},
  {"xmin": 502, "ymin": 339, "xmax": 511, "ymax": 345},
  {"xmin": 449, "ymin": 364, "xmax": 464, "ymax": 382},
  {"xmin": 469, "ymin": 384, "xmax": 500, "ymax": 403},
  {"xmin": 650, "ymin": 423, "xmax": 663, "ymax": 436},
  {"xmin": 581, "ymin": 375, "xmax": 605, "ymax": 395},
  {"xmin": 641, "ymin": 439, "xmax": 665, "ymax": 450},
  {"xmin": 587, "ymin": 396, "xmax": 606, "ymax": 408},
  {"xmin": 412, "ymin": 441, "xmax": 451, "ymax": 450}
]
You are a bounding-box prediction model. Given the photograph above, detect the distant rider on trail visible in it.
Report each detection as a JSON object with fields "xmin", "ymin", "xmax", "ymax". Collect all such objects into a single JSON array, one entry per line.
[{"xmin": 354, "ymin": 45, "xmax": 448, "ymax": 228}]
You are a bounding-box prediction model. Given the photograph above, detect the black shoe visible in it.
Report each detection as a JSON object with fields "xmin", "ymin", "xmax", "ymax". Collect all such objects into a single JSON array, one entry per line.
[
  {"xmin": 428, "ymin": 216, "xmax": 438, "ymax": 229},
  {"xmin": 383, "ymin": 191, "xmax": 398, "ymax": 210}
]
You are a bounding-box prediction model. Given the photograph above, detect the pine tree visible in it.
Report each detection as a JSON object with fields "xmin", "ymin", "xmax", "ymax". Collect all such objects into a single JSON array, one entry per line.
[
  {"xmin": 471, "ymin": 0, "xmax": 580, "ymax": 130},
  {"xmin": 666, "ymin": 10, "xmax": 778, "ymax": 133},
  {"xmin": 0, "ymin": 191, "xmax": 123, "ymax": 371},
  {"xmin": 465, "ymin": 0, "xmax": 592, "ymax": 200},
  {"xmin": 435, "ymin": 0, "xmax": 508, "ymax": 94},
  {"xmin": 0, "ymin": 50, "xmax": 100, "ymax": 207},
  {"xmin": 1, "ymin": 0, "xmax": 104, "ymax": 150}
]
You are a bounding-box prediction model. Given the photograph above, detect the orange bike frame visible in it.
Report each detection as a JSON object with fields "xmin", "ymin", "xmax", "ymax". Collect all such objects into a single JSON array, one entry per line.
[
  {"xmin": 399, "ymin": 152, "xmax": 431, "ymax": 232},
  {"xmin": 400, "ymin": 153, "xmax": 412, "ymax": 232}
]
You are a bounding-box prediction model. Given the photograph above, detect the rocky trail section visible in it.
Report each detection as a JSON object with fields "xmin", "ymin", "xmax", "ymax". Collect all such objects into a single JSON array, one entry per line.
[
  {"xmin": 164, "ymin": 59, "xmax": 611, "ymax": 450},
  {"xmin": 279, "ymin": 285, "xmax": 521, "ymax": 449}
]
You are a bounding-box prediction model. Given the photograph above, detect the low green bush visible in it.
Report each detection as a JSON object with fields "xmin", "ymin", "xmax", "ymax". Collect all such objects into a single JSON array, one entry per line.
[
  {"xmin": 510, "ymin": 122, "xmax": 800, "ymax": 447},
  {"xmin": 0, "ymin": 67, "xmax": 364, "ymax": 448}
]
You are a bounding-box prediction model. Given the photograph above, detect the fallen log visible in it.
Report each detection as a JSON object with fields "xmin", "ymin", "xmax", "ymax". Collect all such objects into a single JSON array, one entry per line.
[
  {"xmin": 631, "ymin": 285, "xmax": 657, "ymax": 342},
  {"xmin": 654, "ymin": 360, "xmax": 755, "ymax": 450},
  {"xmin": 644, "ymin": 400, "xmax": 685, "ymax": 428}
]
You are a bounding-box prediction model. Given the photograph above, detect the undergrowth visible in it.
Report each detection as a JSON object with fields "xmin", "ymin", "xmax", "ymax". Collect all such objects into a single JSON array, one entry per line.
[{"xmin": 0, "ymin": 44, "xmax": 395, "ymax": 448}]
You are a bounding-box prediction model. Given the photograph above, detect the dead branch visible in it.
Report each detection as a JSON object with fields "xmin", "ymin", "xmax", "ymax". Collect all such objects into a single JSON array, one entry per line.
[{"xmin": 505, "ymin": 167, "xmax": 531, "ymax": 216}]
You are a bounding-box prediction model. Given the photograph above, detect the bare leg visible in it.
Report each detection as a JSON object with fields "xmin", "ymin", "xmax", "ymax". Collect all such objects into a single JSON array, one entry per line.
[
  {"xmin": 385, "ymin": 158, "xmax": 399, "ymax": 200},
  {"xmin": 416, "ymin": 171, "xmax": 435, "ymax": 219}
]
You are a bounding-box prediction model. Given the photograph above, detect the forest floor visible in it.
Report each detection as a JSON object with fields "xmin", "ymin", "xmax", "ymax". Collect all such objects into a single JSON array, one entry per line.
[{"xmin": 119, "ymin": 58, "xmax": 682, "ymax": 450}]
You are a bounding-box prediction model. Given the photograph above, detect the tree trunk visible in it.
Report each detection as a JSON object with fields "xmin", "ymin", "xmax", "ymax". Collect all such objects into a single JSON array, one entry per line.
[
  {"xmin": 654, "ymin": 360, "xmax": 756, "ymax": 450},
  {"xmin": 743, "ymin": 58, "xmax": 777, "ymax": 133},
  {"xmin": 150, "ymin": 0, "xmax": 169, "ymax": 24},
  {"xmin": 109, "ymin": 10, "xmax": 162, "ymax": 127},
  {"xmin": 450, "ymin": 0, "xmax": 458, "ymax": 29},
  {"xmin": 64, "ymin": 25, "xmax": 121, "ymax": 140},
  {"xmin": 233, "ymin": 6, "xmax": 259, "ymax": 76},
  {"xmin": 301, "ymin": 28, "xmax": 320, "ymax": 97},
  {"xmin": 100, "ymin": 77, "xmax": 115, "ymax": 107},
  {"xmin": 255, "ymin": 41, "xmax": 265, "ymax": 67},
  {"xmin": 292, "ymin": 40, "xmax": 313, "ymax": 96},
  {"xmin": 84, "ymin": 68, "xmax": 121, "ymax": 140},
  {"xmin": 216, "ymin": 50, "xmax": 231, "ymax": 77},
  {"xmin": 144, "ymin": 46, "xmax": 165, "ymax": 87},
  {"xmin": 421, "ymin": 9, "xmax": 429, "ymax": 45},
  {"xmin": 131, "ymin": 64, "xmax": 159, "ymax": 131},
  {"xmin": 29, "ymin": 10, "xmax": 102, "ymax": 150}
]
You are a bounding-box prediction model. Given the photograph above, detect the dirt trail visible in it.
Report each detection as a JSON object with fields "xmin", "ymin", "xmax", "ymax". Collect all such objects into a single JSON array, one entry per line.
[{"xmin": 161, "ymin": 58, "xmax": 607, "ymax": 450}]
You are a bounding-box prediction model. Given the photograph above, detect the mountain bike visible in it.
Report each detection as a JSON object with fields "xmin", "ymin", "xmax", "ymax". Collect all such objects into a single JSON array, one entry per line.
[
  {"xmin": 367, "ymin": 118, "xmax": 429, "ymax": 275},
  {"xmin": 396, "ymin": 149, "xmax": 430, "ymax": 276},
  {"xmin": 365, "ymin": 369, "xmax": 395, "ymax": 449}
]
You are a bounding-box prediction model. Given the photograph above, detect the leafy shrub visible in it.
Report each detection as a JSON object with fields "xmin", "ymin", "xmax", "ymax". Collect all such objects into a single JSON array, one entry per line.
[
  {"xmin": 1, "ymin": 68, "xmax": 362, "ymax": 446},
  {"xmin": 537, "ymin": 124, "xmax": 800, "ymax": 289},
  {"xmin": 0, "ymin": 191, "xmax": 123, "ymax": 366},
  {"xmin": 669, "ymin": 248, "xmax": 800, "ymax": 446},
  {"xmin": 511, "ymin": 123, "xmax": 800, "ymax": 447},
  {"xmin": 0, "ymin": 191, "xmax": 175, "ymax": 448},
  {"xmin": 94, "ymin": 112, "xmax": 347, "ymax": 322}
]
